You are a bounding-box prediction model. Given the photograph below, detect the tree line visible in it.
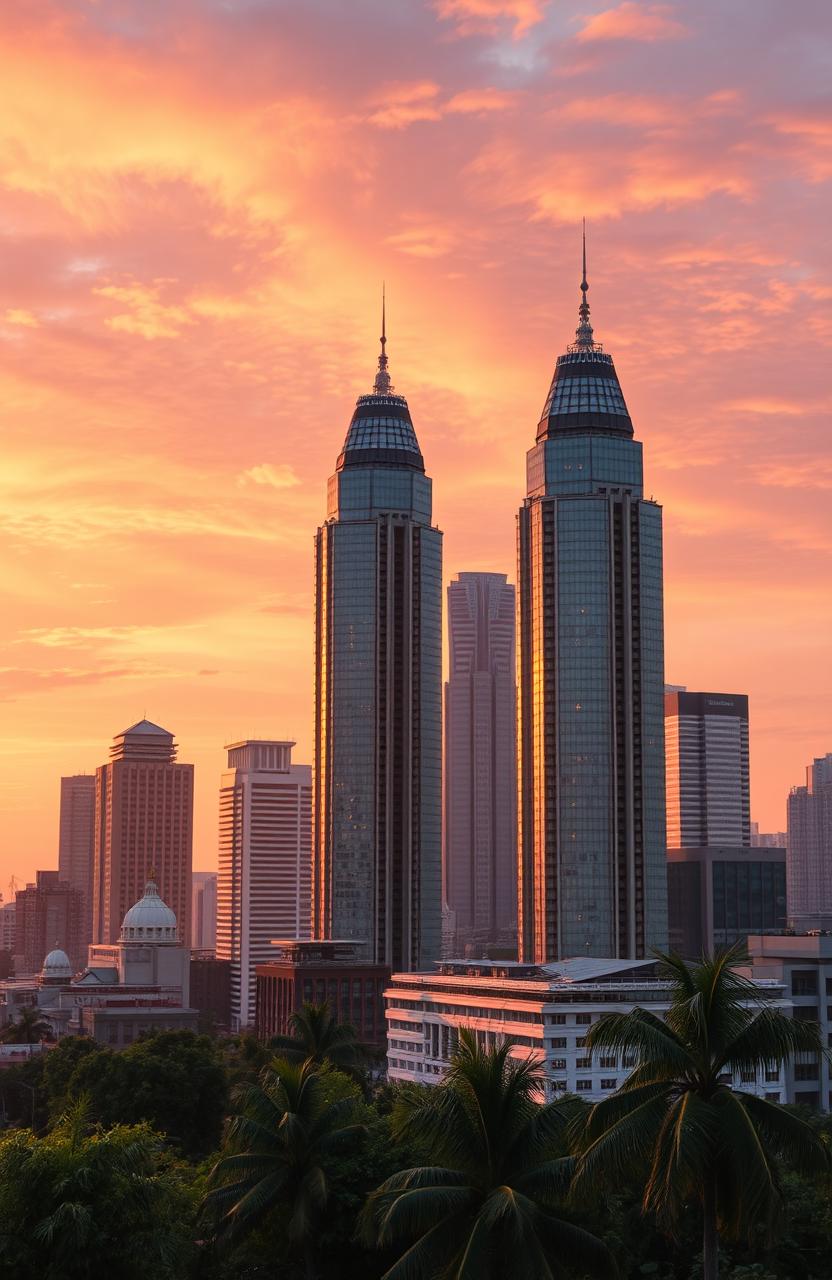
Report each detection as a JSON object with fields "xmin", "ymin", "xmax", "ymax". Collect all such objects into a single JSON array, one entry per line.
[{"xmin": 1, "ymin": 947, "xmax": 831, "ymax": 1280}]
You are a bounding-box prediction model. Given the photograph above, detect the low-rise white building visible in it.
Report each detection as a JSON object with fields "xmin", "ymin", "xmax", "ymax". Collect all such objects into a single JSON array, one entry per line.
[{"xmin": 385, "ymin": 957, "xmax": 789, "ymax": 1103}]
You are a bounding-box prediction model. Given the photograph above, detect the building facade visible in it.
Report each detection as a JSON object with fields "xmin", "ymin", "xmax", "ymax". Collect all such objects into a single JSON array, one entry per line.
[
  {"xmin": 747, "ymin": 933, "xmax": 832, "ymax": 1112},
  {"xmin": 313, "ymin": 316, "xmax": 443, "ymax": 972},
  {"xmin": 58, "ymin": 774, "xmax": 96, "ymax": 956},
  {"xmin": 13, "ymin": 871, "xmax": 84, "ymax": 977},
  {"xmin": 190, "ymin": 954, "xmax": 231, "ymax": 1031},
  {"xmin": 665, "ymin": 690, "xmax": 751, "ymax": 848},
  {"xmin": 255, "ymin": 939, "xmax": 388, "ymax": 1049},
  {"xmin": 444, "ymin": 572, "xmax": 516, "ymax": 955},
  {"xmin": 92, "ymin": 720, "xmax": 193, "ymax": 946},
  {"xmin": 667, "ymin": 846, "xmax": 786, "ymax": 958},
  {"xmin": 787, "ymin": 753, "xmax": 832, "ymax": 930},
  {"xmin": 191, "ymin": 871, "xmax": 217, "ymax": 951},
  {"xmin": 516, "ymin": 248, "xmax": 666, "ymax": 963},
  {"xmin": 217, "ymin": 740, "xmax": 311, "ymax": 1031},
  {"xmin": 385, "ymin": 958, "xmax": 787, "ymax": 1103},
  {"xmin": 751, "ymin": 822, "xmax": 788, "ymax": 848}
]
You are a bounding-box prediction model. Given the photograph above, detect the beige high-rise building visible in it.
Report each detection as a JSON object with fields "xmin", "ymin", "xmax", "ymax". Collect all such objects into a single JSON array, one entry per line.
[
  {"xmin": 92, "ymin": 720, "xmax": 193, "ymax": 946},
  {"xmin": 58, "ymin": 775, "xmax": 96, "ymax": 956},
  {"xmin": 216, "ymin": 740, "xmax": 311, "ymax": 1031}
]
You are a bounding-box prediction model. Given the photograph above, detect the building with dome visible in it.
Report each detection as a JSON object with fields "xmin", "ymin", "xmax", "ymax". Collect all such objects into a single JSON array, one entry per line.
[
  {"xmin": 0, "ymin": 879, "xmax": 197, "ymax": 1049},
  {"xmin": 312, "ymin": 303, "xmax": 443, "ymax": 972},
  {"xmin": 516, "ymin": 234, "xmax": 667, "ymax": 962}
]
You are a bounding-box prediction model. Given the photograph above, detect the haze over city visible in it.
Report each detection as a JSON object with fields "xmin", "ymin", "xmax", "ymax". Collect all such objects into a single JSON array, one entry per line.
[{"xmin": 2, "ymin": 0, "xmax": 830, "ymax": 887}]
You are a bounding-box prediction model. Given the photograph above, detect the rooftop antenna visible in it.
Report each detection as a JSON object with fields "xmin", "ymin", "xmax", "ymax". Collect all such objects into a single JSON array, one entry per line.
[
  {"xmin": 573, "ymin": 217, "xmax": 596, "ymax": 351},
  {"xmin": 373, "ymin": 282, "xmax": 393, "ymax": 394}
]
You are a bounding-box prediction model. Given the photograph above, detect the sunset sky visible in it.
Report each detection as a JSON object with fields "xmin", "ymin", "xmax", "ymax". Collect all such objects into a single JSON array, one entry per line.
[{"xmin": 1, "ymin": 0, "xmax": 830, "ymax": 888}]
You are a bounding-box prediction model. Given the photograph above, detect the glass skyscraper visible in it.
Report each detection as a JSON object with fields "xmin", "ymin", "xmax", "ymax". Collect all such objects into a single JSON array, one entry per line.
[
  {"xmin": 313, "ymin": 314, "xmax": 442, "ymax": 971},
  {"xmin": 517, "ymin": 244, "xmax": 667, "ymax": 962}
]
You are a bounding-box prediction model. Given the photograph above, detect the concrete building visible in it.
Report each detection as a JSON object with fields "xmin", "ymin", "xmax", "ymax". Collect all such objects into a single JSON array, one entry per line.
[
  {"xmin": 217, "ymin": 740, "xmax": 311, "ymax": 1031},
  {"xmin": 751, "ymin": 822, "xmax": 788, "ymax": 848},
  {"xmin": 92, "ymin": 720, "xmax": 193, "ymax": 945},
  {"xmin": 444, "ymin": 572, "xmax": 516, "ymax": 956},
  {"xmin": 667, "ymin": 846, "xmax": 786, "ymax": 958},
  {"xmin": 0, "ymin": 879, "xmax": 196, "ymax": 1047},
  {"xmin": 255, "ymin": 939, "xmax": 388, "ymax": 1049},
  {"xmin": 516, "ymin": 240, "xmax": 666, "ymax": 962},
  {"xmin": 787, "ymin": 754, "xmax": 832, "ymax": 930},
  {"xmin": 0, "ymin": 901, "xmax": 16, "ymax": 956},
  {"xmin": 747, "ymin": 933, "xmax": 832, "ymax": 1111},
  {"xmin": 190, "ymin": 954, "xmax": 231, "ymax": 1031},
  {"xmin": 385, "ymin": 958, "xmax": 787, "ymax": 1103},
  {"xmin": 58, "ymin": 774, "xmax": 96, "ymax": 957},
  {"xmin": 313, "ymin": 309, "xmax": 443, "ymax": 972},
  {"xmin": 13, "ymin": 871, "xmax": 83, "ymax": 977},
  {"xmin": 665, "ymin": 691, "xmax": 751, "ymax": 849},
  {"xmin": 191, "ymin": 871, "xmax": 217, "ymax": 951}
]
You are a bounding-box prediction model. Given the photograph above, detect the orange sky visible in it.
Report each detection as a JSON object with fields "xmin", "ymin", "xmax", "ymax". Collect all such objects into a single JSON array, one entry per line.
[{"xmin": 1, "ymin": 0, "xmax": 830, "ymax": 888}]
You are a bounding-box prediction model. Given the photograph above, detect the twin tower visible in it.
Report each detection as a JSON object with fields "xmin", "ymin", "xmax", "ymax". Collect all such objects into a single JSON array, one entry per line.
[{"xmin": 313, "ymin": 261, "xmax": 668, "ymax": 971}]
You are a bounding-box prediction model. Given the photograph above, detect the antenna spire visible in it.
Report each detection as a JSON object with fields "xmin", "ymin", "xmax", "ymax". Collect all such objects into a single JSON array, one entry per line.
[
  {"xmin": 573, "ymin": 217, "xmax": 597, "ymax": 351},
  {"xmin": 373, "ymin": 282, "xmax": 393, "ymax": 394}
]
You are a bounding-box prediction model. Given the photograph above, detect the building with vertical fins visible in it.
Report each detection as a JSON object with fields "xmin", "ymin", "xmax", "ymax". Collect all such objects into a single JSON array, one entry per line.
[
  {"xmin": 665, "ymin": 689, "xmax": 751, "ymax": 848},
  {"xmin": 787, "ymin": 752, "xmax": 832, "ymax": 930},
  {"xmin": 313, "ymin": 304, "xmax": 443, "ymax": 972},
  {"xmin": 516, "ymin": 233, "xmax": 667, "ymax": 963},
  {"xmin": 444, "ymin": 572, "xmax": 517, "ymax": 955},
  {"xmin": 58, "ymin": 774, "xmax": 96, "ymax": 961}
]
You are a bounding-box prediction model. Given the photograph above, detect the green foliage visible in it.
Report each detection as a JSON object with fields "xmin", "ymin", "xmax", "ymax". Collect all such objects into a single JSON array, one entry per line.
[
  {"xmin": 0, "ymin": 1113, "xmax": 195, "ymax": 1279},
  {"xmin": 270, "ymin": 1001, "xmax": 367, "ymax": 1084},
  {"xmin": 204, "ymin": 1056, "xmax": 366, "ymax": 1278},
  {"xmin": 361, "ymin": 1029, "xmax": 615, "ymax": 1280},
  {"xmin": 0, "ymin": 1004, "xmax": 52, "ymax": 1044},
  {"xmin": 572, "ymin": 946, "xmax": 830, "ymax": 1279}
]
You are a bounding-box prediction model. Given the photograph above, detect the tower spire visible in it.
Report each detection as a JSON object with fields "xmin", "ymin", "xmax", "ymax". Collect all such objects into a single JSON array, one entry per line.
[
  {"xmin": 373, "ymin": 282, "xmax": 393, "ymax": 394},
  {"xmin": 573, "ymin": 217, "xmax": 596, "ymax": 351}
]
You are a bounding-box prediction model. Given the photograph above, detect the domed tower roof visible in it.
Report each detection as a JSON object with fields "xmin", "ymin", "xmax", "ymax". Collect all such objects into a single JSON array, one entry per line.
[
  {"xmin": 336, "ymin": 289, "xmax": 425, "ymax": 474},
  {"xmin": 536, "ymin": 222, "xmax": 633, "ymax": 443},
  {"xmin": 120, "ymin": 879, "xmax": 178, "ymax": 943},
  {"xmin": 41, "ymin": 946, "xmax": 72, "ymax": 981}
]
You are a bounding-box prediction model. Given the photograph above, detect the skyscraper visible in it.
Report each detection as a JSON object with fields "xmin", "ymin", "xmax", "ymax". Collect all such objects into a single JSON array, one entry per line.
[
  {"xmin": 444, "ymin": 572, "xmax": 516, "ymax": 953},
  {"xmin": 787, "ymin": 753, "xmax": 832, "ymax": 930},
  {"xmin": 665, "ymin": 690, "xmax": 751, "ymax": 848},
  {"xmin": 217, "ymin": 739, "xmax": 311, "ymax": 1030},
  {"xmin": 516, "ymin": 237, "xmax": 667, "ymax": 962},
  {"xmin": 191, "ymin": 871, "xmax": 218, "ymax": 951},
  {"xmin": 313, "ymin": 307, "xmax": 443, "ymax": 972},
  {"xmin": 92, "ymin": 720, "xmax": 193, "ymax": 945},
  {"xmin": 14, "ymin": 870, "xmax": 83, "ymax": 976},
  {"xmin": 58, "ymin": 774, "xmax": 95, "ymax": 956}
]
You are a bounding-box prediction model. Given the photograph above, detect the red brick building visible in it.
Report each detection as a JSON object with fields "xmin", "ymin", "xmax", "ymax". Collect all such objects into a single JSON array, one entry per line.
[{"xmin": 255, "ymin": 940, "xmax": 388, "ymax": 1049}]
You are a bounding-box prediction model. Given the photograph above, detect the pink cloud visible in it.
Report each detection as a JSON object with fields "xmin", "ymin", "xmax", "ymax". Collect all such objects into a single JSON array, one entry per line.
[
  {"xmin": 575, "ymin": 2, "xmax": 689, "ymax": 43},
  {"xmin": 432, "ymin": 0, "xmax": 549, "ymax": 38}
]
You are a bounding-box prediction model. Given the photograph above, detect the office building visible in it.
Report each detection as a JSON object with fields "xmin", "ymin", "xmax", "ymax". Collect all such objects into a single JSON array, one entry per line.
[
  {"xmin": 444, "ymin": 572, "xmax": 516, "ymax": 954},
  {"xmin": 787, "ymin": 753, "xmax": 832, "ymax": 930},
  {"xmin": 665, "ymin": 690, "xmax": 751, "ymax": 848},
  {"xmin": 385, "ymin": 958, "xmax": 787, "ymax": 1102},
  {"xmin": 747, "ymin": 933, "xmax": 832, "ymax": 1112},
  {"xmin": 255, "ymin": 939, "xmax": 388, "ymax": 1049},
  {"xmin": 751, "ymin": 822, "xmax": 788, "ymax": 848},
  {"xmin": 516, "ymin": 240, "xmax": 666, "ymax": 962},
  {"xmin": 13, "ymin": 871, "xmax": 84, "ymax": 977},
  {"xmin": 190, "ymin": 954, "xmax": 231, "ymax": 1031},
  {"xmin": 217, "ymin": 739, "xmax": 311, "ymax": 1030},
  {"xmin": 0, "ymin": 901, "xmax": 16, "ymax": 956},
  {"xmin": 313, "ymin": 309, "xmax": 443, "ymax": 971},
  {"xmin": 92, "ymin": 720, "xmax": 193, "ymax": 945},
  {"xmin": 191, "ymin": 871, "xmax": 217, "ymax": 951},
  {"xmin": 667, "ymin": 846, "xmax": 786, "ymax": 958},
  {"xmin": 58, "ymin": 774, "xmax": 96, "ymax": 954}
]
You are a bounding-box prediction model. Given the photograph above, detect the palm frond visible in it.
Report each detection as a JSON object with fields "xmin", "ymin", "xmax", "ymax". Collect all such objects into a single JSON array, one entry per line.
[
  {"xmin": 720, "ymin": 1006, "xmax": 826, "ymax": 1075},
  {"xmin": 734, "ymin": 1092, "xmax": 828, "ymax": 1174}
]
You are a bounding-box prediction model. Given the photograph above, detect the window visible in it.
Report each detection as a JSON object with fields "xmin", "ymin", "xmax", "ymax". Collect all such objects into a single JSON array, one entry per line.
[
  {"xmin": 794, "ymin": 1007, "xmax": 818, "ymax": 1023},
  {"xmin": 795, "ymin": 1063, "xmax": 819, "ymax": 1082},
  {"xmin": 549, "ymin": 1037, "xmax": 567, "ymax": 1049},
  {"xmin": 550, "ymin": 1058, "xmax": 567, "ymax": 1070},
  {"xmin": 740, "ymin": 1071, "xmax": 754, "ymax": 1083},
  {"xmin": 548, "ymin": 1014, "xmax": 567, "ymax": 1025},
  {"xmin": 551, "ymin": 1080, "xmax": 567, "ymax": 1092},
  {"xmin": 792, "ymin": 971, "xmax": 818, "ymax": 997},
  {"xmin": 764, "ymin": 1069, "xmax": 779, "ymax": 1083},
  {"xmin": 600, "ymin": 1056, "xmax": 616, "ymax": 1069},
  {"xmin": 622, "ymin": 1055, "xmax": 637, "ymax": 1068},
  {"xmin": 576, "ymin": 1013, "xmax": 592, "ymax": 1025},
  {"xmin": 576, "ymin": 1057, "xmax": 591, "ymax": 1069},
  {"xmin": 576, "ymin": 1037, "xmax": 587, "ymax": 1049},
  {"xmin": 576, "ymin": 1080, "xmax": 593, "ymax": 1092},
  {"xmin": 601, "ymin": 1079, "xmax": 616, "ymax": 1090},
  {"xmin": 765, "ymin": 1092, "xmax": 780, "ymax": 1103}
]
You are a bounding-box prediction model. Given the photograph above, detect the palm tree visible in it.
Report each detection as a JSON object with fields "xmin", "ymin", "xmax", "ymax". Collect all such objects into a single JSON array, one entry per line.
[
  {"xmin": 204, "ymin": 1057, "xmax": 363, "ymax": 1279},
  {"xmin": 271, "ymin": 1002, "xmax": 365, "ymax": 1079},
  {"xmin": 1, "ymin": 1005, "xmax": 51, "ymax": 1048},
  {"xmin": 571, "ymin": 945, "xmax": 829, "ymax": 1280},
  {"xmin": 361, "ymin": 1028, "xmax": 615, "ymax": 1280}
]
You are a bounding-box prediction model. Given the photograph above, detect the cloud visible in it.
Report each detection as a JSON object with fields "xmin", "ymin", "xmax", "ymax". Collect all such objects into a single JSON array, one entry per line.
[
  {"xmin": 237, "ymin": 463, "xmax": 301, "ymax": 489},
  {"xmin": 94, "ymin": 278, "xmax": 194, "ymax": 340},
  {"xmin": 575, "ymin": 2, "xmax": 689, "ymax": 43},
  {"xmin": 367, "ymin": 82, "xmax": 442, "ymax": 130},
  {"xmin": 4, "ymin": 308, "xmax": 39, "ymax": 327},
  {"xmin": 722, "ymin": 397, "xmax": 805, "ymax": 416},
  {"xmin": 432, "ymin": 0, "xmax": 549, "ymax": 38},
  {"xmin": 445, "ymin": 88, "xmax": 517, "ymax": 114}
]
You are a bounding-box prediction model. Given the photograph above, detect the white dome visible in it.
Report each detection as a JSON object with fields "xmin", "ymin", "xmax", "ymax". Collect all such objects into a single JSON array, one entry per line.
[
  {"xmin": 42, "ymin": 948, "xmax": 72, "ymax": 979},
  {"xmin": 120, "ymin": 879, "xmax": 178, "ymax": 942}
]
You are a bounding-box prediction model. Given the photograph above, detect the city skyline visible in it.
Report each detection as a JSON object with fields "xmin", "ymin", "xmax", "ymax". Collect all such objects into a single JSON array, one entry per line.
[{"xmin": 2, "ymin": 1, "xmax": 832, "ymax": 887}]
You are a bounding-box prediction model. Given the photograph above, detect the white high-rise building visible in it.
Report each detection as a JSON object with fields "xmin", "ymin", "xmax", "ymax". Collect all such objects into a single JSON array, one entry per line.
[
  {"xmin": 217, "ymin": 740, "xmax": 311, "ymax": 1030},
  {"xmin": 191, "ymin": 871, "xmax": 217, "ymax": 951},
  {"xmin": 665, "ymin": 691, "xmax": 750, "ymax": 848},
  {"xmin": 787, "ymin": 753, "xmax": 832, "ymax": 931}
]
